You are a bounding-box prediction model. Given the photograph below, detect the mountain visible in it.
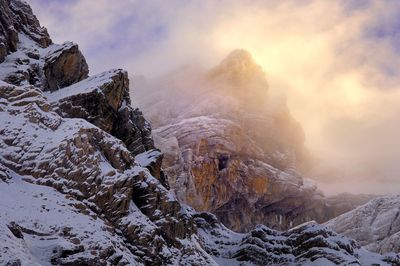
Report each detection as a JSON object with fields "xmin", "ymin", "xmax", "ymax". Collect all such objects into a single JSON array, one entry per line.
[
  {"xmin": 326, "ymin": 195, "xmax": 400, "ymax": 254},
  {"xmin": 134, "ymin": 49, "xmax": 374, "ymax": 232},
  {"xmin": 0, "ymin": 0, "xmax": 398, "ymax": 265}
]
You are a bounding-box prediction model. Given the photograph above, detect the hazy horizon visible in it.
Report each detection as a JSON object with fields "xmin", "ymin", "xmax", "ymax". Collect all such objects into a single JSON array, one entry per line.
[{"xmin": 29, "ymin": 0, "xmax": 400, "ymax": 195}]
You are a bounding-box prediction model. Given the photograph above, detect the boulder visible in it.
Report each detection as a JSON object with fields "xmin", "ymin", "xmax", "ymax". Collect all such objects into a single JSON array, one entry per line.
[{"xmin": 43, "ymin": 42, "xmax": 89, "ymax": 91}]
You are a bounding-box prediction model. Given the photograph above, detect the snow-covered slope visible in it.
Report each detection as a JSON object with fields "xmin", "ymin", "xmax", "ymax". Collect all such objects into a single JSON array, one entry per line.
[
  {"xmin": 0, "ymin": 0, "xmax": 399, "ymax": 265},
  {"xmin": 326, "ymin": 195, "xmax": 400, "ymax": 254},
  {"xmin": 0, "ymin": 172, "xmax": 140, "ymax": 265},
  {"xmin": 0, "ymin": 2, "xmax": 214, "ymax": 264},
  {"xmin": 0, "ymin": 69, "xmax": 216, "ymax": 265}
]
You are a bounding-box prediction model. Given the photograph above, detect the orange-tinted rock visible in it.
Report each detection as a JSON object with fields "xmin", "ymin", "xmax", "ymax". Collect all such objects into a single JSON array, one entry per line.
[{"xmin": 140, "ymin": 50, "xmax": 369, "ymax": 232}]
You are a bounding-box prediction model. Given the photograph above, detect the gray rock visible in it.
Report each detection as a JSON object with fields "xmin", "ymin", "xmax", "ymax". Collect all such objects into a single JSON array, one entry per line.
[{"xmin": 138, "ymin": 49, "xmax": 373, "ymax": 233}]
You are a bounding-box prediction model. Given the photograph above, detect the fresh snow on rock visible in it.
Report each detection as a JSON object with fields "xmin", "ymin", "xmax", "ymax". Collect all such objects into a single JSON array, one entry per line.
[
  {"xmin": 1, "ymin": 0, "xmax": 399, "ymax": 265},
  {"xmin": 326, "ymin": 195, "xmax": 400, "ymax": 254},
  {"xmin": 0, "ymin": 172, "xmax": 140, "ymax": 265},
  {"xmin": 44, "ymin": 69, "xmax": 125, "ymax": 102}
]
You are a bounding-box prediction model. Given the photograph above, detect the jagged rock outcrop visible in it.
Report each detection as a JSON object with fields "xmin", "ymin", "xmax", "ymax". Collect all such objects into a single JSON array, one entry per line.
[
  {"xmin": 0, "ymin": 41, "xmax": 211, "ymax": 266},
  {"xmin": 0, "ymin": 0, "xmax": 87, "ymax": 91},
  {"xmin": 0, "ymin": 162, "xmax": 10, "ymax": 182},
  {"xmin": 43, "ymin": 41, "xmax": 89, "ymax": 91},
  {"xmin": 135, "ymin": 49, "xmax": 370, "ymax": 232},
  {"xmin": 0, "ymin": 0, "xmax": 51, "ymax": 63},
  {"xmin": 135, "ymin": 149, "xmax": 169, "ymax": 188},
  {"xmin": 46, "ymin": 68, "xmax": 154, "ymax": 155},
  {"xmin": 326, "ymin": 195, "xmax": 400, "ymax": 254},
  {"xmin": 153, "ymin": 116, "xmax": 326, "ymax": 232},
  {"xmin": 0, "ymin": 1, "xmax": 398, "ymax": 265},
  {"xmin": 0, "ymin": 2, "xmax": 202, "ymax": 264}
]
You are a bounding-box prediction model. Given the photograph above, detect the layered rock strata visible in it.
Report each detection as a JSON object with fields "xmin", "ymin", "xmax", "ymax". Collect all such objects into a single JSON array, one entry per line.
[{"xmin": 0, "ymin": 1, "xmax": 398, "ymax": 265}]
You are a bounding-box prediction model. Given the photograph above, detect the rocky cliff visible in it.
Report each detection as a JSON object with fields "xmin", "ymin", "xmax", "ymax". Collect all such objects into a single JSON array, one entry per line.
[
  {"xmin": 0, "ymin": 1, "xmax": 398, "ymax": 265},
  {"xmin": 135, "ymin": 49, "xmax": 373, "ymax": 232},
  {"xmin": 0, "ymin": 0, "xmax": 51, "ymax": 63},
  {"xmin": 0, "ymin": 1, "xmax": 204, "ymax": 264}
]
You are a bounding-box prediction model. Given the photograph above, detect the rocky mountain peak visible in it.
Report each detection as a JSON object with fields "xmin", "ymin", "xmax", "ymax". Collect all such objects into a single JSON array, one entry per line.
[
  {"xmin": 207, "ymin": 49, "xmax": 268, "ymax": 92},
  {"xmin": 136, "ymin": 46, "xmax": 362, "ymax": 235},
  {"xmin": 219, "ymin": 49, "xmax": 257, "ymax": 68}
]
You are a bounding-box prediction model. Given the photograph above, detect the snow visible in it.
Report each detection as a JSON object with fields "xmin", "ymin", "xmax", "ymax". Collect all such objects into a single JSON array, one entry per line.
[
  {"xmin": 1, "ymin": 3, "xmax": 399, "ymax": 264},
  {"xmin": 18, "ymin": 33, "xmax": 40, "ymax": 51},
  {"xmin": 0, "ymin": 32, "xmax": 47, "ymax": 87},
  {"xmin": 0, "ymin": 172, "xmax": 140, "ymax": 265},
  {"xmin": 326, "ymin": 194, "xmax": 400, "ymax": 254},
  {"xmin": 42, "ymin": 42, "xmax": 75, "ymax": 63},
  {"xmin": 357, "ymin": 248, "xmax": 393, "ymax": 266},
  {"xmin": 44, "ymin": 69, "xmax": 125, "ymax": 102},
  {"xmin": 135, "ymin": 149, "xmax": 162, "ymax": 167},
  {"xmin": 305, "ymin": 258, "xmax": 337, "ymax": 266},
  {"xmin": 196, "ymin": 215, "xmax": 394, "ymax": 265}
]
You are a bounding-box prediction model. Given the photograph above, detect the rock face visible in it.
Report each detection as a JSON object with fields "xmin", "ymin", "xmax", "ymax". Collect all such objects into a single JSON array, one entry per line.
[
  {"xmin": 46, "ymin": 68, "xmax": 154, "ymax": 155},
  {"xmin": 0, "ymin": 1, "xmax": 200, "ymax": 264},
  {"xmin": 153, "ymin": 116, "xmax": 322, "ymax": 232},
  {"xmin": 0, "ymin": 1, "xmax": 398, "ymax": 265},
  {"xmin": 135, "ymin": 49, "xmax": 370, "ymax": 232},
  {"xmin": 135, "ymin": 149, "xmax": 169, "ymax": 188},
  {"xmin": 43, "ymin": 41, "xmax": 89, "ymax": 91},
  {"xmin": 326, "ymin": 195, "xmax": 400, "ymax": 254},
  {"xmin": 0, "ymin": 0, "xmax": 51, "ymax": 63},
  {"xmin": 0, "ymin": 0, "xmax": 52, "ymax": 86}
]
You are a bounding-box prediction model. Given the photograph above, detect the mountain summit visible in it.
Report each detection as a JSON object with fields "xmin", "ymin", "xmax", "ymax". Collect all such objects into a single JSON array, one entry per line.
[
  {"xmin": 206, "ymin": 49, "xmax": 268, "ymax": 105},
  {"xmin": 135, "ymin": 49, "xmax": 375, "ymax": 234},
  {"xmin": 208, "ymin": 49, "xmax": 267, "ymax": 87}
]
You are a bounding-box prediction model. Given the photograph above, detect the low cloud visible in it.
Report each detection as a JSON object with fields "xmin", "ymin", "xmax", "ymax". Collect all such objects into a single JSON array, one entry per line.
[{"xmin": 30, "ymin": 0, "xmax": 400, "ymax": 195}]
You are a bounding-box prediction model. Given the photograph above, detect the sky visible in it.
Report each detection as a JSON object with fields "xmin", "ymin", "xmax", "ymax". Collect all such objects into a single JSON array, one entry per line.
[{"xmin": 29, "ymin": 0, "xmax": 400, "ymax": 194}]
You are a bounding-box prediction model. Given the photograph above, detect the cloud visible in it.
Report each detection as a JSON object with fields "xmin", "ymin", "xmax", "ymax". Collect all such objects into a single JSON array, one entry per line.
[{"xmin": 29, "ymin": 0, "xmax": 400, "ymax": 194}]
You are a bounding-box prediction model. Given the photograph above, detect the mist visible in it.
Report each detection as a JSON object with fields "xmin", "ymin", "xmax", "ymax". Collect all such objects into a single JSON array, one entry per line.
[{"xmin": 29, "ymin": 0, "xmax": 400, "ymax": 195}]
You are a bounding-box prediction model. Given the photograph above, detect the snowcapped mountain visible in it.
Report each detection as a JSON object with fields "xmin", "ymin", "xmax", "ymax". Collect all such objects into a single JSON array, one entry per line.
[{"xmin": 0, "ymin": 0, "xmax": 399, "ymax": 265}]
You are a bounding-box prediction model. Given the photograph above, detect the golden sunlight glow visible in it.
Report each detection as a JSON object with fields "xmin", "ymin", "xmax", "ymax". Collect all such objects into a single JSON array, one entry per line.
[{"xmin": 208, "ymin": 1, "xmax": 395, "ymax": 157}]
